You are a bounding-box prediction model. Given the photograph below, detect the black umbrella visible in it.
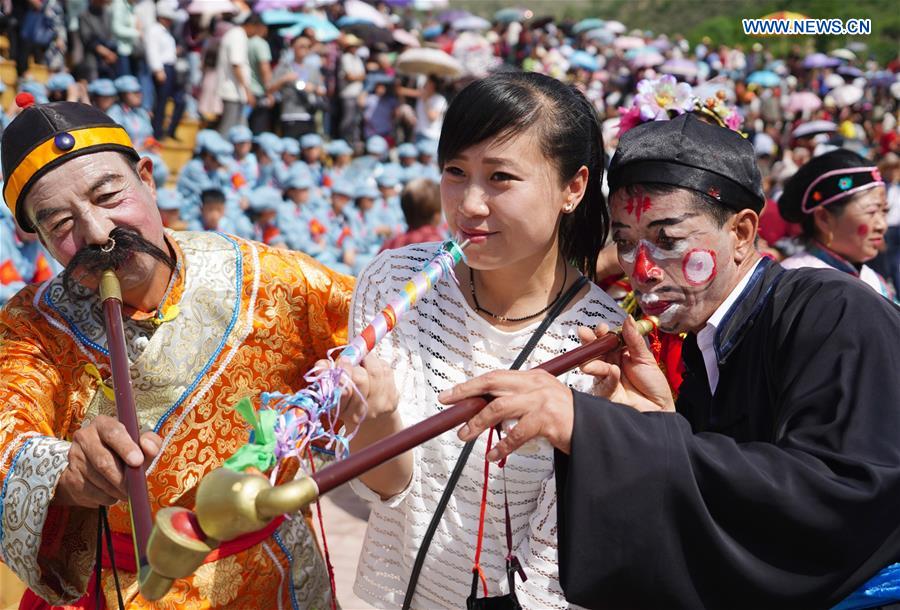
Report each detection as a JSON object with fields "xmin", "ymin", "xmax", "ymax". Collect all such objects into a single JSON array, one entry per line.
[
  {"xmin": 343, "ymin": 22, "xmax": 393, "ymax": 47},
  {"xmin": 530, "ymin": 15, "xmax": 554, "ymax": 29}
]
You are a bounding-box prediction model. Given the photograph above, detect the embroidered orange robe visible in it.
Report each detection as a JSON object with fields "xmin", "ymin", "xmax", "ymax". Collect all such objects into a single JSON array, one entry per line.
[{"xmin": 0, "ymin": 230, "xmax": 353, "ymax": 608}]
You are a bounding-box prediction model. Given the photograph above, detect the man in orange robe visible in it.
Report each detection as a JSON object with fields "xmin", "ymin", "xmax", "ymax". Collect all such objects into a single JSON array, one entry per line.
[{"xmin": 0, "ymin": 98, "xmax": 353, "ymax": 608}]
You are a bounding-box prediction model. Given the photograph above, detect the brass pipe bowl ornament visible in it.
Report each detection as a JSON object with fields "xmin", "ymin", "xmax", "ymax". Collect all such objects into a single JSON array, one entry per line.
[
  {"xmin": 140, "ymin": 471, "xmax": 320, "ymax": 600},
  {"xmin": 138, "ymin": 317, "xmax": 656, "ymax": 600}
]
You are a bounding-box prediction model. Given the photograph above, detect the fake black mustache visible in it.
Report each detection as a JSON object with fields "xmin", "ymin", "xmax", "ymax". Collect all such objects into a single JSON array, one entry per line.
[{"xmin": 62, "ymin": 227, "xmax": 176, "ymax": 298}]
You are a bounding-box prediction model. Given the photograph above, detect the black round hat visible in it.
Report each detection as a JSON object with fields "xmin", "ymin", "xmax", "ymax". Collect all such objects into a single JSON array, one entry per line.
[
  {"xmin": 778, "ymin": 149, "xmax": 883, "ymax": 223},
  {"xmin": 2, "ymin": 99, "xmax": 139, "ymax": 232},
  {"xmin": 608, "ymin": 112, "xmax": 765, "ymax": 213}
]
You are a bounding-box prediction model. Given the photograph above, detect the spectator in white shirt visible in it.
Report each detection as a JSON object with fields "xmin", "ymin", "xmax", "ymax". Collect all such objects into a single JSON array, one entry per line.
[
  {"xmin": 216, "ymin": 13, "xmax": 265, "ymax": 135},
  {"xmin": 414, "ymin": 74, "xmax": 447, "ymax": 143},
  {"xmin": 146, "ymin": 1, "xmax": 183, "ymax": 140},
  {"xmin": 338, "ymin": 34, "xmax": 366, "ymax": 146}
]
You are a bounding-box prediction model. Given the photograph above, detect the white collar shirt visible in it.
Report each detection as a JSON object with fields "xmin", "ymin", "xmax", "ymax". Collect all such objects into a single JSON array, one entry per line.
[{"xmin": 694, "ymin": 258, "xmax": 763, "ymax": 394}]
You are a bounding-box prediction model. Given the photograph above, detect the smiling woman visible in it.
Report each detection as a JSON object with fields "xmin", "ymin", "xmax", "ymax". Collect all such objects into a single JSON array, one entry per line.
[{"xmin": 343, "ymin": 72, "xmax": 626, "ymax": 610}]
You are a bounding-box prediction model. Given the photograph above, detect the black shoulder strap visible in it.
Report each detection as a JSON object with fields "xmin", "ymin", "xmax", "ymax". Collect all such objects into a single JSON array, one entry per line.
[{"xmin": 402, "ymin": 275, "xmax": 588, "ymax": 609}]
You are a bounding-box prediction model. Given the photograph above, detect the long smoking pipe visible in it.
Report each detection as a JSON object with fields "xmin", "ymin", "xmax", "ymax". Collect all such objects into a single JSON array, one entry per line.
[
  {"xmin": 138, "ymin": 318, "xmax": 656, "ymax": 600},
  {"xmin": 98, "ymin": 270, "xmax": 170, "ymax": 599}
]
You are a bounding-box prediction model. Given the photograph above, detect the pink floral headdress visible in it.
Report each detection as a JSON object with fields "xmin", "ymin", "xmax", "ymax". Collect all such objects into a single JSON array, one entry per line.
[{"xmin": 618, "ymin": 75, "xmax": 744, "ymax": 136}]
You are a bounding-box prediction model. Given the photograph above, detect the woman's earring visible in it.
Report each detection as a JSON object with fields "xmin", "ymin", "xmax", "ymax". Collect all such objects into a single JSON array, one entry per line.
[{"xmin": 826, "ymin": 230, "xmax": 834, "ymax": 247}]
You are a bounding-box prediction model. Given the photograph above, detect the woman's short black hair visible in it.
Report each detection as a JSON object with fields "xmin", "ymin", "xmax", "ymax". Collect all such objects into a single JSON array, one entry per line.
[{"xmin": 438, "ymin": 71, "xmax": 608, "ymax": 280}]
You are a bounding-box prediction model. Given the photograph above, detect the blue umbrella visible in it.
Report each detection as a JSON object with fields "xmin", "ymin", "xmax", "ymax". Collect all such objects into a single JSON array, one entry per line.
[
  {"xmin": 495, "ymin": 8, "xmax": 532, "ymax": 24},
  {"xmin": 584, "ymin": 28, "xmax": 614, "ymax": 45},
  {"xmin": 569, "ymin": 50, "xmax": 599, "ymax": 72},
  {"xmin": 573, "ymin": 18, "xmax": 605, "ymax": 34},
  {"xmin": 279, "ymin": 15, "xmax": 340, "ymax": 42},
  {"xmin": 261, "ymin": 9, "xmax": 302, "ymax": 25},
  {"xmin": 336, "ymin": 15, "xmax": 373, "ymax": 28},
  {"xmin": 747, "ymin": 70, "xmax": 780, "ymax": 87},
  {"xmin": 624, "ymin": 46, "xmax": 659, "ymax": 60}
]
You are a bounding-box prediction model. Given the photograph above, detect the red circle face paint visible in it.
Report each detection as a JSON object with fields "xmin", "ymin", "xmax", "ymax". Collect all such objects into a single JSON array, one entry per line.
[
  {"xmin": 857, "ymin": 224, "xmax": 870, "ymax": 237},
  {"xmin": 682, "ymin": 249, "xmax": 717, "ymax": 286}
]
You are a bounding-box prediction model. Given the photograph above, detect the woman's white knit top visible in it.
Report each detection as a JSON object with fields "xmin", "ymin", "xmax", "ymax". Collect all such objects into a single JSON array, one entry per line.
[{"xmin": 350, "ymin": 244, "xmax": 625, "ymax": 609}]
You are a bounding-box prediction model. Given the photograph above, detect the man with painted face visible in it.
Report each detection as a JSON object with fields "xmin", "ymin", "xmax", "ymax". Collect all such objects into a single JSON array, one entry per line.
[
  {"xmin": 443, "ymin": 112, "xmax": 900, "ymax": 609},
  {"xmin": 0, "ymin": 98, "xmax": 351, "ymax": 608}
]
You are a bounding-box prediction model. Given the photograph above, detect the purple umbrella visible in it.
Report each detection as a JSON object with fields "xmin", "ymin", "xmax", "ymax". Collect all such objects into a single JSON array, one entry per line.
[
  {"xmin": 869, "ymin": 71, "xmax": 897, "ymax": 87},
  {"xmin": 838, "ymin": 65, "xmax": 864, "ymax": 78},
  {"xmin": 803, "ymin": 52, "xmax": 841, "ymax": 69},
  {"xmin": 659, "ymin": 58, "xmax": 698, "ymax": 79},
  {"xmin": 438, "ymin": 9, "xmax": 469, "ymax": 24},
  {"xmin": 255, "ymin": 0, "xmax": 305, "ymax": 9},
  {"xmin": 631, "ymin": 50, "xmax": 664, "ymax": 69}
]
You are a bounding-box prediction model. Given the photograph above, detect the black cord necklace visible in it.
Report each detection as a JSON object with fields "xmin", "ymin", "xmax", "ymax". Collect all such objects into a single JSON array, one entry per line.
[{"xmin": 469, "ymin": 264, "xmax": 568, "ymax": 323}]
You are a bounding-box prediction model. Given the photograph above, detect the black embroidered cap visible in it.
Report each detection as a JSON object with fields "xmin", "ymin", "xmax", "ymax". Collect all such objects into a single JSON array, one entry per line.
[
  {"xmin": 608, "ymin": 112, "xmax": 765, "ymax": 213},
  {"xmin": 1, "ymin": 99, "xmax": 139, "ymax": 232},
  {"xmin": 777, "ymin": 149, "xmax": 884, "ymax": 223}
]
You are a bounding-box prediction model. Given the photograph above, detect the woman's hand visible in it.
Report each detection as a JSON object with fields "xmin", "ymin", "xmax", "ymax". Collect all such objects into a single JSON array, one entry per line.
[
  {"xmin": 328, "ymin": 353, "xmax": 400, "ymax": 430},
  {"xmin": 324, "ymin": 354, "xmax": 411, "ymax": 499},
  {"xmin": 578, "ymin": 317, "xmax": 675, "ymax": 412}
]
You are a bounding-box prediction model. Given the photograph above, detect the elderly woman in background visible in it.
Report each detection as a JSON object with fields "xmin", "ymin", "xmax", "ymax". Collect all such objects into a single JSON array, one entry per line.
[{"xmin": 779, "ymin": 149, "xmax": 893, "ymax": 299}]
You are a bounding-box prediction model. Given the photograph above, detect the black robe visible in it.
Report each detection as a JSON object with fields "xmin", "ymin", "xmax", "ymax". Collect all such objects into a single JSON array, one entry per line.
[{"xmin": 555, "ymin": 258, "xmax": 900, "ymax": 609}]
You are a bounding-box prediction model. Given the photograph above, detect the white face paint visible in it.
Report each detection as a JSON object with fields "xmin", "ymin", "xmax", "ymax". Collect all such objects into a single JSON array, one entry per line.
[
  {"xmin": 682, "ymin": 249, "xmax": 717, "ymax": 286},
  {"xmin": 638, "ymin": 292, "xmax": 682, "ymax": 326},
  {"xmin": 618, "ymin": 238, "xmax": 689, "ymax": 264}
]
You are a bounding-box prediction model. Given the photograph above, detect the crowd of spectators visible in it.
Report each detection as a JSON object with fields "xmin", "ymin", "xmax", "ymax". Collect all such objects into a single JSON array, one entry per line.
[{"xmin": 1, "ymin": 0, "xmax": 899, "ymax": 302}]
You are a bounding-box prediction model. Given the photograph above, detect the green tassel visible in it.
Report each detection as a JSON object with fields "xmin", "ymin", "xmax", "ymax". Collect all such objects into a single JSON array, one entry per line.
[{"xmin": 223, "ymin": 398, "xmax": 278, "ymax": 473}]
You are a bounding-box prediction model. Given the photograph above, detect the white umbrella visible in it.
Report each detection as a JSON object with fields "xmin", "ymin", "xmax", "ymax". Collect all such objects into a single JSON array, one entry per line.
[
  {"xmin": 829, "ymin": 84, "xmax": 864, "ymax": 108},
  {"xmin": 392, "ymin": 29, "xmax": 420, "ymax": 48},
  {"xmin": 614, "ymin": 36, "xmax": 644, "ymax": 51},
  {"xmin": 823, "ymin": 73, "xmax": 845, "ymax": 89},
  {"xmin": 452, "ymin": 15, "xmax": 490, "ymax": 31},
  {"xmin": 604, "ymin": 20, "xmax": 626, "ymax": 34},
  {"xmin": 792, "ymin": 120, "xmax": 836, "ymax": 139},
  {"xmin": 787, "ymin": 91, "xmax": 822, "ymax": 114},
  {"xmin": 396, "ymin": 47, "xmax": 463, "ymax": 77},
  {"xmin": 830, "ymin": 48, "xmax": 857, "ymax": 62},
  {"xmin": 344, "ymin": 0, "xmax": 389, "ymax": 28},
  {"xmin": 186, "ymin": 0, "xmax": 238, "ymax": 13},
  {"xmin": 694, "ymin": 77, "xmax": 735, "ymax": 102},
  {"xmin": 452, "ymin": 31, "xmax": 499, "ymax": 77},
  {"xmin": 414, "ymin": 0, "xmax": 448, "ymax": 9}
]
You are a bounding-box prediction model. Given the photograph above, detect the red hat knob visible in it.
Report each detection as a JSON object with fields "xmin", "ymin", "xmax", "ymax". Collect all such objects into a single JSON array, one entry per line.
[{"xmin": 15, "ymin": 92, "xmax": 35, "ymax": 109}]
